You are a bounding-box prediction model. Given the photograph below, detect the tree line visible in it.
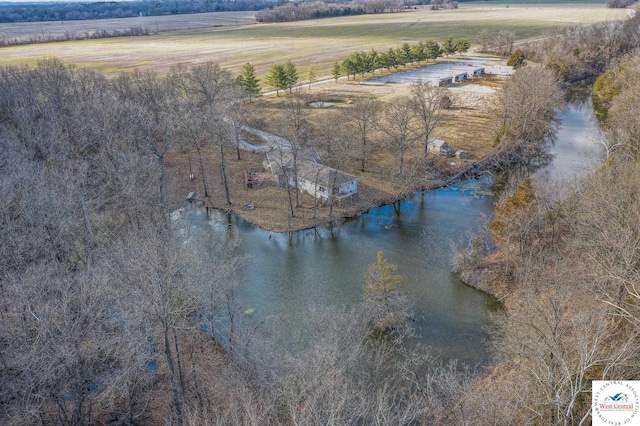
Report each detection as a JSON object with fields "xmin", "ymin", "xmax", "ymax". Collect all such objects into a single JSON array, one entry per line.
[
  {"xmin": 335, "ymin": 37, "xmax": 470, "ymax": 80},
  {"xmin": 255, "ymin": 0, "xmax": 408, "ymax": 23},
  {"xmin": 0, "ymin": 26, "xmax": 152, "ymax": 48},
  {"xmin": 0, "ymin": 0, "xmax": 279, "ymax": 23},
  {"xmin": 236, "ymin": 35, "xmax": 471, "ymax": 99},
  {"xmin": 449, "ymin": 6, "xmax": 640, "ymax": 423}
]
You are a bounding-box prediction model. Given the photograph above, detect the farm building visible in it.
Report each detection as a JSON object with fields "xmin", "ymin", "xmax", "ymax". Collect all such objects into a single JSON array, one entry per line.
[
  {"xmin": 452, "ymin": 72, "xmax": 468, "ymax": 82},
  {"xmin": 471, "ymin": 67, "xmax": 485, "ymax": 77},
  {"xmin": 431, "ymin": 76, "xmax": 453, "ymax": 87},
  {"xmin": 427, "ymin": 139, "xmax": 455, "ymax": 157},
  {"xmin": 264, "ymin": 148, "xmax": 358, "ymax": 202}
]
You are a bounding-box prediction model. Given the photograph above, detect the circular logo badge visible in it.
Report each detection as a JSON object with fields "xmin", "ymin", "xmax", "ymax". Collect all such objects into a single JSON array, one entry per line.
[{"xmin": 592, "ymin": 381, "xmax": 640, "ymax": 425}]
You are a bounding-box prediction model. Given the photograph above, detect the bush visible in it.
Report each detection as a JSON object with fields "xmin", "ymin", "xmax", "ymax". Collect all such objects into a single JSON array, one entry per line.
[{"xmin": 439, "ymin": 95, "xmax": 453, "ymax": 109}]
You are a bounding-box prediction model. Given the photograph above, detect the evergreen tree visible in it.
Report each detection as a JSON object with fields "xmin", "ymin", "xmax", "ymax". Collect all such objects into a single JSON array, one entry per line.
[
  {"xmin": 367, "ymin": 48, "xmax": 379, "ymax": 74},
  {"xmin": 441, "ymin": 37, "xmax": 456, "ymax": 57},
  {"xmin": 342, "ymin": 56, "xmax": 357, "ymax": 80},
  {"xmin": 354, "ymin": 51, "xmax": 369, "ymax": 77},
  {"xmin": 411, "ymin": 41, "xmax": 427, "ymax": 63},
  {"xmin": 401, "ymin": 42, "xmax": 413, "ymax": 65},
  {"xmin": 425, "ymin": 40, "xmax": 441, "ymax": 61},
  {"xmin": 265, "ymin": 64, "xmax": 287, "ymax": 96},
  {"xmin": 386, "ymin": 48, "xmax": 399, "ymax": 69},
  {"xmin": 283, "ymin": 61, "xmax": 298, "ymax": 93},
  {"xmin": 395, "ymin": 46, "xmax": 409, "ymax": 67},
  {"xmin": 331, "ymin": 62, "xmax": 342, "ymax": 82},
  {"xmin": 455, "ymin": 38, "xmax": 471, "ymax": 55},
  {"xmin": 237, "ymin": 62, "xmax": 260, "ymax": 101},
  {"xmin": 507, "ymin": 48, "xmax": 526, "ymax": 67}
]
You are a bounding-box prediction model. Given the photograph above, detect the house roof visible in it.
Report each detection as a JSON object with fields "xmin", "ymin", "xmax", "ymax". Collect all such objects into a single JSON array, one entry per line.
[
  {"xmin": 265, "ymin": 147, "xmax": 356, "ymax": 187},
  {"xmin": 266, "ymin": 148, "xmax": 319, "ymax": 174},
  {"xmin": 428, "ymin": 138, "xmax": 450, "ymax": 148},
  {"xmin": 297, "ymin": 161, "xmax": 358, "ymax": 187}
]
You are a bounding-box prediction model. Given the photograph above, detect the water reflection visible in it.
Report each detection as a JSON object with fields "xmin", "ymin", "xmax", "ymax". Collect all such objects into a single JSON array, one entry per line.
[
  {"xmin": 182, "ymin": 182, "xmax": 499, "ymax": 366},
  {"xmin": 179, "ymin": 85, "xmax": 603, "ymax": 368}
]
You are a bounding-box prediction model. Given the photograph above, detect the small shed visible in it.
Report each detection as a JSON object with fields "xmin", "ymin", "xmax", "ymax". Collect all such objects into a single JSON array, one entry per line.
[
  {"xmin": 431, "ymin": 76, "xmax": 453, "ymax": 87},
  {"xmin": 427, "ymin": 139, "xmax": 455, "ymax": 157},
  {"xmin": 453, "ymin": 72, "xmax": 468, "ymax": 83},
  {"xmin": 471, "ymin": 68, "xmax": 484, "ymax": 77}
]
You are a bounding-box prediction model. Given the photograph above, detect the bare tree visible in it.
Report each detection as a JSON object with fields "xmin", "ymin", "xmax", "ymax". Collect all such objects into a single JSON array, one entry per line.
[
  {"xmin": 116, "ymin": 226, "xmax": 205, "ymax": 426},
  {"xmin": 378, "ymin": 97, "xmax": 419, "ymax": 174},
  {"xmin": 343, "ymin": 95, "xmax": 381, "ymax": 172},
  {"xmin": 607, "ymin": 55, "xmax": 640, "ymax": 159},
  {"xmin": 314, "ymin": 111, "xmax": 352, "ymax": 222},
  {"xmin": 410, "ymin": 80, "xmax": 447, "ymax": 157},
  {"xmin": 279, "ymin": 93, "xmax": 311, "ymax": 208},
  {"xmin": 493, "ymin": 65, "xmax": 563, "ymax": 162},
  {"xmin": 171, "ymin": 63, "xmax": 239, "ymax": 205}
]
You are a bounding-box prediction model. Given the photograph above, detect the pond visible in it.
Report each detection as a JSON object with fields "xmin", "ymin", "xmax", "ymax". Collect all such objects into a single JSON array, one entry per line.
[{"xmin": 178, "ymin": 83, "xmax": 603, "ymax": 367}]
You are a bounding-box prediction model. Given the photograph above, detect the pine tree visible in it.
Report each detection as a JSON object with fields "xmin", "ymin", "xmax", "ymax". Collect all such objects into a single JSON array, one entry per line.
[
  {"xmin": 425, "ymin": 40, "xmax": 441, "ymax": 62},
  {"xmin": 283, "ymin": 61, "xmax": 298, "ymax": 93},
  {"xmin": 331, "ymin": 62, "xmax": 342, "ymax": 83},
  {"xmin": 266, "ymin": 63, "xmax": 287, "ymax": 96},
  {"xmin": 237, "ymin": 62, "xmax": 260, "ymax": 101},
  {"xmin": 441, "ymin": 37, "xmax": 456, "ymax": 57},
  {"xmin": 455, "ymin": 38, "xmax": 471, "ymax": 55}
]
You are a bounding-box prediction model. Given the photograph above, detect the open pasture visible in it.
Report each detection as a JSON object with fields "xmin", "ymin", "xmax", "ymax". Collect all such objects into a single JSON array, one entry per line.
[{"xmin": 0, "ymin": 5, "xmax": 629, "ymax": 78}]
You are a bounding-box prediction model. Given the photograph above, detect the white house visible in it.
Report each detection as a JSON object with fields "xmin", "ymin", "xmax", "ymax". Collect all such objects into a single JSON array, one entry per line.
[
  {"xmin": 265, "ymin": 149, "xmax": 358, "ymax": 202},
  {"xmin": 295, "ymin": 161, "xmax": 358, "ymax": 202}
]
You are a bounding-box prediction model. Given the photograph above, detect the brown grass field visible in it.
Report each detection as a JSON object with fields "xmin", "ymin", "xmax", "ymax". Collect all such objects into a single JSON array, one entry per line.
[
  {"xmin": 1, "ymin": 5, "xmax": 630, "ymax": 230},
  {"xmin": 0, "ymin": 5, "xmax": 629, "ymax": 78}
]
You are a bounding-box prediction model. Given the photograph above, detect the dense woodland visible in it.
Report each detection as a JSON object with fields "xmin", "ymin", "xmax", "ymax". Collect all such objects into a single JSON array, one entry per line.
[
  {"xmin": 1, "ymin": 7, "xmax": 640, "ymax": 426},
  {"xmin": 0, "ymin": 0, "xmax": 420, "ymax": 24},
  {"xmin": 0, "ymin": 0, "xmax": 632, "ymax": 25},
  {"xmin": 0, "ymin": 0, "xmax": 277, "ymax": 23}
]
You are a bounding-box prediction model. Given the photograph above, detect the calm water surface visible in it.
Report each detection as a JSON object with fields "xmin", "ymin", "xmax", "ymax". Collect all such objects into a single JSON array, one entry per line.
[{"xmin": 182, "ymin": 87, "xmax": 602, "ymax": 366}]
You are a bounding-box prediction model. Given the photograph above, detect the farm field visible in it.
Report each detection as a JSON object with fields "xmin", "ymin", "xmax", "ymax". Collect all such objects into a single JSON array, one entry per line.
[
  {"xmin": 0, "ymin": 5, "xmax": 629, "ymax": 78},
  {"xmin": 0, "ymin": 4, "xmax": 630, "ymax": 230},
  {"xmin": 0, "ymin": 11, "xmax": 257, "ymax": 43}
]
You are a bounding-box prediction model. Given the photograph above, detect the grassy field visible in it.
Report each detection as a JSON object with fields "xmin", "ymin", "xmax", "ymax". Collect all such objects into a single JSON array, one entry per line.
[
  {"xmin": 0, "ymin": 5, "xmax": 629, "ymax": 79},
  {"xmin": 0, "ymin": 4, "xmax": 630, "ymax": 230}
]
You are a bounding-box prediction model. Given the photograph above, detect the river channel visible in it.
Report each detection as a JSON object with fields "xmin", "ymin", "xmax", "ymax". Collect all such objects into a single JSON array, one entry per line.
[{"xmin": 178, "ymin": 84, "xmax": 602, "ymax": 367}]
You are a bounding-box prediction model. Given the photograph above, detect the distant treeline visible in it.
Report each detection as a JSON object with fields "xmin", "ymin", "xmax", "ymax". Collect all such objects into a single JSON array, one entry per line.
[
  {"xmin": 255, "ymin": 0, "xmax": 414, "ymax": 23},
  {"xmin": 0, "ymin": 0, "xmax": 279, "ymax": 23},
  {"xmin": 0, "ymin": 26, "xmax": 151, "ymax": 47}
]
